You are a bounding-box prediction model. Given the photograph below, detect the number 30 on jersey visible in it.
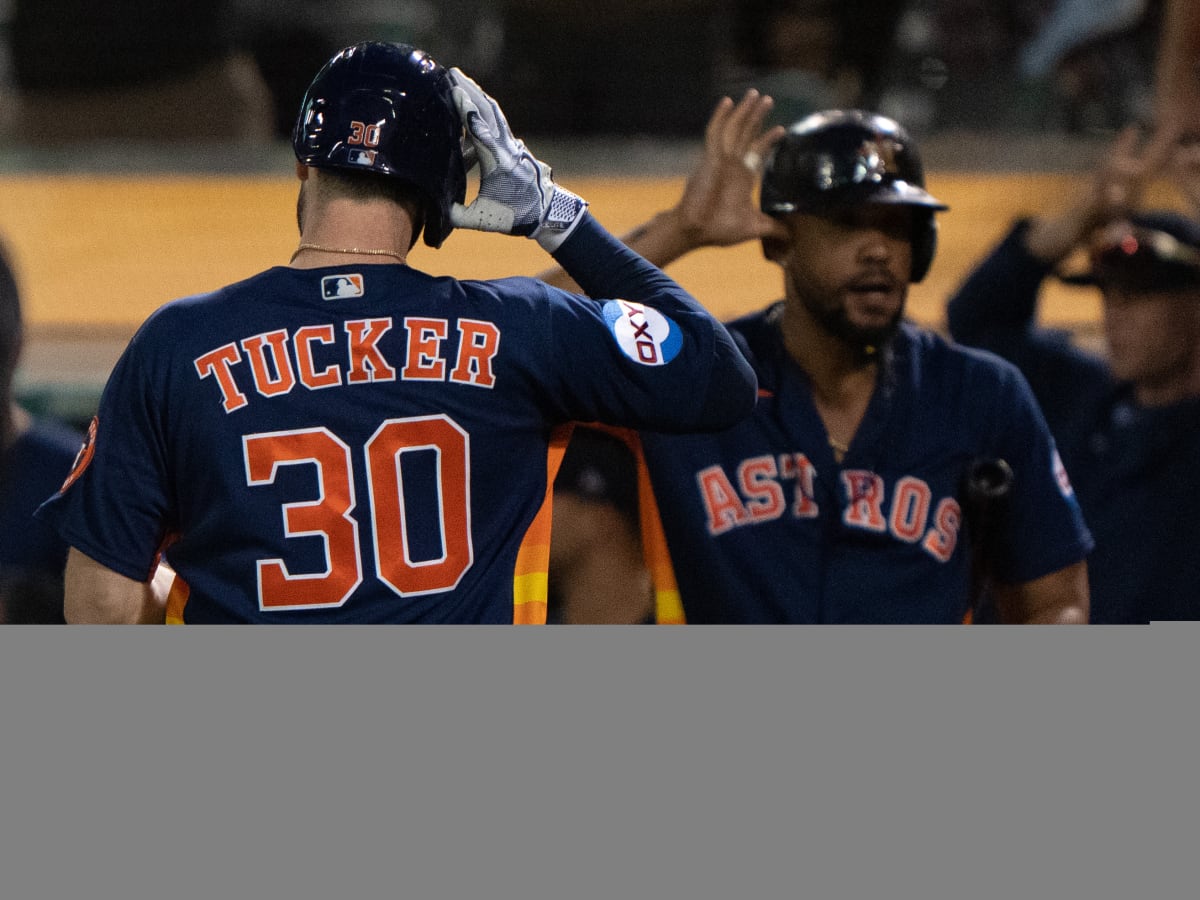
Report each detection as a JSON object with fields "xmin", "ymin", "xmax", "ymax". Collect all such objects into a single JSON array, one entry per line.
[{"xmin": 242, "ymin": 414, "xmax": 471, "ymax": 611}]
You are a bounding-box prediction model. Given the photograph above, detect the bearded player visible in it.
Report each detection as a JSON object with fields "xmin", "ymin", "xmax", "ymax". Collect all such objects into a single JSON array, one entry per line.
[{"xmin": 543, "ymin": 96, "xmax": 1092, "ymax": 623}]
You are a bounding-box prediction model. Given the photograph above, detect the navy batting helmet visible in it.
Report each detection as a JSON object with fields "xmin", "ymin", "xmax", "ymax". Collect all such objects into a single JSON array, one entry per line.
[
  {"xmin": 293, "ymin": 41, "xmax": 466, "ymax": 248},
  {"xmin": 760, "ymin": 110, "xmax": 948, "ymax": 282}
]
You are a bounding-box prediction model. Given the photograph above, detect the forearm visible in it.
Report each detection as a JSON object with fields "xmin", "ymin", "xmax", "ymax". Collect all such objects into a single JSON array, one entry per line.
[
  {"xmin": 994, "ymin": 561, "xmax": 1089, "ymax": 624},
  {"xmin": 1010, "ymin": 599, "xmax": 1088, "ymax": 624},
  {"xmin": 1023, "ymin": 201, "xmax": 1102, "ymax": 262},
  {"xmin": 946, "ymin": 220, "xmax": 1051, "ymax": 344},
  {"xmin": 64, "ymin": 548, "xmax": 166, "ymax": 623}
]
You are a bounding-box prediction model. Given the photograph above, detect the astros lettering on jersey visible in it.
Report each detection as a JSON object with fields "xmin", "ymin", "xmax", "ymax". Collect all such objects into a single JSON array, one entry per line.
[{"xmin": 634, "ymin": 303, "xmax": 1093, "ymax": 624}]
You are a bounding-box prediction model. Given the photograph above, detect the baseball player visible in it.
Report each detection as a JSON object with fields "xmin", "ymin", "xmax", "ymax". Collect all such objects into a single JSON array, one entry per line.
[
  {"xmin": 543, "ymin": 95, "xmax": 1093, "ymax": 623},
  {"xmin": 34, "ymin": 42, "xmax": 757, "ymax": 623},
  {"xmin": 947, "ymin": 124, "xmax": 1200, "ymax": 622}
]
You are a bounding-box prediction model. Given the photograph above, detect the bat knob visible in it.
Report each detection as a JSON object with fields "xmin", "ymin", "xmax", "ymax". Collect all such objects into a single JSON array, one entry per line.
[{"xmin": 967, "ymin": 458, "xmax": 1013, "ymax": 500}]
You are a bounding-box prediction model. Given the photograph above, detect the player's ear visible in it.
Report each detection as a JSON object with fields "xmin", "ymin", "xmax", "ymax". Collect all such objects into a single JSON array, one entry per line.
[
  {"xmin": 761, "ymin": 235, "xmax": 789, "ymax": 264},
  {"xmin": 760, "ymin": 212, "xmax": 792, "ymax": 263},
  {"xmin": 296, "ymin": 162, "xmax": 311, "ymax": 181}
]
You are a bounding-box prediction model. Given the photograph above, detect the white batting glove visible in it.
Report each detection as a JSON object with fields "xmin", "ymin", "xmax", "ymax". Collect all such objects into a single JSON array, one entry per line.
[{"xmin": 448, "ymin": 68, "xmax": 587, "ymax": 252}]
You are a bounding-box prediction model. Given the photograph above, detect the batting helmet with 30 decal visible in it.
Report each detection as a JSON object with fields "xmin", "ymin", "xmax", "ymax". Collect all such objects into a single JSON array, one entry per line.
[
  {"xmin": 292, "ymin": 41, "xmax": 467, "ymax": 248},
  {"xmin": 760, "ymin": 109, "xmax": 948, "ymax": 282}
]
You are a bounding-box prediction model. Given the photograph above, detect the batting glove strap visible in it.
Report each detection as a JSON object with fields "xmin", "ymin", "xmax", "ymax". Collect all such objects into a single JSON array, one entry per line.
[{"xmin": 532, "ymin": 184, "xmax": 588, "ymax": 252}]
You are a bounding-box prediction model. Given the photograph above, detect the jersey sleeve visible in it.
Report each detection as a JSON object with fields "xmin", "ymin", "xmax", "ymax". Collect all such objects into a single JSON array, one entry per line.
[
  {"xmin": 34, "ymin": 317, "xmax": 175, "ymax": 582},
  {"xmin": 532, "ymin": 213, "xmax": 757, "ymax": 432},
  {"xmin": 978, "ymin": 357, "xmax": 1095, "ymax": 585}
]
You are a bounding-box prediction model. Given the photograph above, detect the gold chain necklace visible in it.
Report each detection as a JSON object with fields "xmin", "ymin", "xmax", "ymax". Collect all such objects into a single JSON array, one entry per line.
[
  {"xmin": 291, "ymin": 243, "xmax": 407, "ymax": 264},
  {"xmin": 828, "ymin": 437, "xmax": 850, "ymax": 456}
]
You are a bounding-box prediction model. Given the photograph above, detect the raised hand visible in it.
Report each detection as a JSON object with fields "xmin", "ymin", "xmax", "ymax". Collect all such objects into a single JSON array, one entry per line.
[
  {"xmin": 1088, "ymin": 126, "xmax": 1158, "ymax": 222},
  {"xmin": 448, "ymin": 67, "xmax": 587, "ymax": 251},
  {"xmin": 1027, "ymin": 125, "xmax": 1165, "ymax": 262},
  {"xmin": 669, "ymin": 90, "xmax": 789, "ymax": 251}
]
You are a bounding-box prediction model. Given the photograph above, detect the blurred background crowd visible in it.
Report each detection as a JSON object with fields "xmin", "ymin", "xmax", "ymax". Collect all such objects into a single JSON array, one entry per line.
[{"xmin": 0, "ymin": 0, "xmax": 1169, "ymax": 144}]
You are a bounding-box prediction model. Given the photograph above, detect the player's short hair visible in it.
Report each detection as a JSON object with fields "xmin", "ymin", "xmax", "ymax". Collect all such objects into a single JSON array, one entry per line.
[{"xmin": 315, "ymin": 169, "xmax": 427, "ymax": 248}]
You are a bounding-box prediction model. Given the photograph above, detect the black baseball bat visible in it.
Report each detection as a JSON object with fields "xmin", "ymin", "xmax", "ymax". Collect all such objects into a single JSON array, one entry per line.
[{"xmin": 963, "ymin": 457, "xmax": 1013, "ymax": 623}]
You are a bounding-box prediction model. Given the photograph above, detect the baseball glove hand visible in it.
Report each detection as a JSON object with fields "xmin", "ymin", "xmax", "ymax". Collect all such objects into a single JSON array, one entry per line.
[{"xmin": 448, "ymin": 68, "xmax": 587, "ymax": 252}]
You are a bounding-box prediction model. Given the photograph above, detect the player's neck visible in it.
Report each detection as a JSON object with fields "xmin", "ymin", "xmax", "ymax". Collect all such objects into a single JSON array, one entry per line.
[
  {"xmin": 780, "ymin": 302, "xmax": 880, "ymax": 399},
  {"xmin": 780, "ymin": 301, "xmax": 879, "ymax": 460},
  {"xmin": 292, "ymin": 200, "xmax": 415, "ymax": 268}
]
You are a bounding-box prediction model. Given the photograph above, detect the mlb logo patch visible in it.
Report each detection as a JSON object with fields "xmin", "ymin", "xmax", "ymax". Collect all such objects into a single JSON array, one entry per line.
[
  {"xmin": 347, "ymin": 148, "xmax": 377, "ymax": 166},
  {"xmin": 321, "ymin": 274, "xmax": 365, "ymax": 299}
]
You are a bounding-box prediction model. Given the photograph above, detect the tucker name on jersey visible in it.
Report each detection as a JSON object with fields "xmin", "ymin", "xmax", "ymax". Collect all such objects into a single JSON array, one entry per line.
[{"xmin": 194, "ymin": 315, "xmax": 501, "ymax": 413}]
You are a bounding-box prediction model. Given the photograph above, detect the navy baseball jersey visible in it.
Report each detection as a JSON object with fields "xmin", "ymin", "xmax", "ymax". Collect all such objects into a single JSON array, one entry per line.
[
  {"xmin": 947, "ymin": 219, "xmax": 1200, "ymax": 621},
  {"xmin": 36, "ymin": 217, "xmax": 756, "ymax": 623},
  {"xmin": 636, "ymin": 303, "xmax": 1094, "ymax": 623}
]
